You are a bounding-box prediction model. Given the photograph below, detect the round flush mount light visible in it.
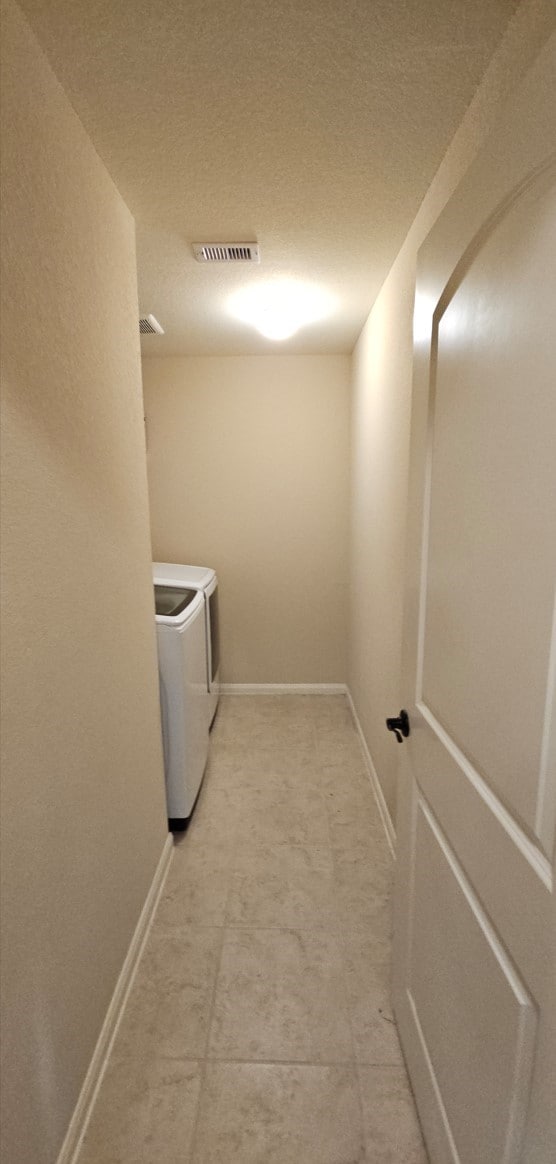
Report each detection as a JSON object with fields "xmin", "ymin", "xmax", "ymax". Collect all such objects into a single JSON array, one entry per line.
[
  {"xmin": 255, "ymin": 310, "xmax": 299, "ymax": 341},
  {"xmin": 228, "ymin": 280, "xmax": 336, "ymax": 341}
]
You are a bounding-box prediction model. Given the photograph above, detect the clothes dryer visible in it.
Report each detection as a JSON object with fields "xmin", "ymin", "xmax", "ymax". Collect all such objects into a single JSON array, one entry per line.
[
  {"xmin": 154, "ymin": 584, "xmax": 209, "ymax": 828},
  {"xmin": 153, "ymin": 563, "xmax": 220, "ymax": 728}
]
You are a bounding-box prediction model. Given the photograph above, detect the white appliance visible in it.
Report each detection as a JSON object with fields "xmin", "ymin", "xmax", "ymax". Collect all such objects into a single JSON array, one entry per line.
[
  {"xmin": 154, "ymin": 583, "xmax": 209, "ymax": 828},
  {"xmin": 153, "ymin": 563, "xmax": 220, "ymax": 728}
]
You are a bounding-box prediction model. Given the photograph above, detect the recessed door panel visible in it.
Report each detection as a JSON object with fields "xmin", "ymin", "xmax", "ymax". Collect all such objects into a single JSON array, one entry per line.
[
  {"xmin": 410, "ymin": 802, "xmax": 536, "ymax": 1164},
  {"xmin": 421, "ymin": 177, "xmax": 556, "ymax": 839}
]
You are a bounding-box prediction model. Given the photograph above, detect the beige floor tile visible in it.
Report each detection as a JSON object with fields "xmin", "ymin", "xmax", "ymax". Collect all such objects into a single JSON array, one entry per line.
[
  {"xmin": 322, "ymin": 772, "xmax": 382, "ymax": 812},
  {"xmin": 209, "ymin": 697, "xmax": 321, "ymax": 783},
  {"xmin": 185, "ymin": 782, "xmax": 239, "ymax": 848},
  {"xmin": 157, "ymin": 845, "xmax": 233, "ymax": 927},
  {"xmin": 342, "ymin": 936, "xmax": 403, "ymax": 1065},
  {"xmin": 333, "ymin": 840, "xmax": 393, "ymax": 896},
  {"xmin": 324, "ymin": 782, "xmax": 387, "ymax": 848},
  {"xmin": 111, "ymin": 927, "xmax": 221, "ymax": 1061},
  {"xmin": 196, "ymin": 746, "xmax": 242, "ymax": 790},
  {"xmin": 316, "ymin": 715, "xmax": 361, "ymax": 741},
  {"xmin": 333, "ymin": 850, "xmax": 393, "ymax": 953},
  {"xmin": 213, "ymin": 708, "xmax": 316, "ymax": 749},
  {"xmin": 80, "ymin": 696, "xmax": 414, "ymax": 1162},
  {"xmin": 207, "ymin": 707, "xmax": 236, "ymax": 736},
  {"xmin": 317, "ymin": 755, "xmax": 373, "ymax": 784},
  {"xmin": 226, "ymin": 843, "xmax": 338, "ymax": 929},
  {"xmin": 307, "ymin": 695, "xmax": 355, "ymax": 725},
  {"xmin": 328, "ymin": 816, "xmax": 389, "ymax": 852},
  {"xmin": 316, "ymin": 762, "xmax": 371, "ymax": 796},
  {"xmin": 315, "ymin": 725, "xmax": 368, "ymax": 768},
  {"xmin": 212, "ymin": 722, "xmax": 316, "ymax": 756},
  {"xmin": 205, "ymin": 739, "xmax": 320, "ymax": 787},
  {"xmin": 332, "ymin": 842, "xmax": 393, "ymax": 949},
  {"xmin": 220, "ymin": 694, "xmax": 318, "ymax": 723},
  {"xmin": 79, "ymin": 1057, "xmax": 202, "ymax": 1164},
  {"xmin": 358, "ymin": 1066, "xmax": 428, "ymax": 1163},
  {"xmin": 235, "ymin": 783, "xmax": 330, "ymax": 847},
  {"xmin": 241, "ymin": 718, "xmax": 316, "ymax": 749},
  {"xmin": 216, "ymin": 695, "xmax": 285, "ymax": 720},
  {"xmin": 208, "ymin": 928, "xmax": 353, "ymax": 1062},
  {"xmin": 191, "ymin": 1062, "xmax": 366, "ymax": 1164}
]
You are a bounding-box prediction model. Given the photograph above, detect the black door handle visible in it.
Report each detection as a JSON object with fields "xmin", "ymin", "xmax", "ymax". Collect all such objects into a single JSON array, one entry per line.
[{"xmin": 386, "ymin": 709, "xmax": 410, "ymax": 743}]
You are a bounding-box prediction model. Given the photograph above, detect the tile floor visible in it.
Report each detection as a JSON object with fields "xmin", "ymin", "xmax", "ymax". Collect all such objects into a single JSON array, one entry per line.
[{"xmin": 79, "ymin": 695, "xmax": 427, "ymax": 1163}]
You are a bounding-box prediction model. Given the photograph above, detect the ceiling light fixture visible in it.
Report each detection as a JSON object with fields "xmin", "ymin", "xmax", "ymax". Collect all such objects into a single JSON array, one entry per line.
[{"xmin": 228, "ymin": 280, "xmax": 336, "ymax": 341}]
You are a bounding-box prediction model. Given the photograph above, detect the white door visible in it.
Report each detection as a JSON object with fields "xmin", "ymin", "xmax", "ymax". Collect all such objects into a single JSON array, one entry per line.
[{"xmin": 392, "ymin": 44, "xmax": 556, "ymax": 1164}]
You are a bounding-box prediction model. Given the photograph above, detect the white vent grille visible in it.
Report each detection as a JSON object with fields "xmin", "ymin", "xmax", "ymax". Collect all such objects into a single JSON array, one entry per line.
[
  {"xmin": 139, "ymin": 314, "xmax": 164, "ymax": 335},
  {"xmin": 193, "ymin": 242, "xmax": 260, "ymax": 264}
]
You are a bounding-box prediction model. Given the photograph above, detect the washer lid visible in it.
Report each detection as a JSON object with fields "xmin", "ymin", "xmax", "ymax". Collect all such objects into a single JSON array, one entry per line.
[
  {"xmin": 153, "ymin": 561, "xmax": 216, "ymax": 590},
  {"xmin": 154, "ymin": 585, "xmax": 198, "ymax": 618}
]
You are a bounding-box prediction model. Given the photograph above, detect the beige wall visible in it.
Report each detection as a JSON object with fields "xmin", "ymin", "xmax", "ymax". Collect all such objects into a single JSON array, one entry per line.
[
  {"xmin": 348, "ymin": 0, "xmax": 555, "ymax": 826},
  {"xmin": 143, "ymin": 355, "xmax": 350, "ymax": 684},
  {"xmin": 0, "ymin": 4, "xmax": 168, "ymax": 1163},
  {"xmin": 349, "ymin": 249, "xmax": 415, "ymax": 822}
]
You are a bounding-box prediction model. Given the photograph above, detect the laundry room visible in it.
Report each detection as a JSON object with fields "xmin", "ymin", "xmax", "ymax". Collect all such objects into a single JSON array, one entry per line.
[{"xmin": 1, "ymin": 3, "xmax": 555, "ymax": 1163}]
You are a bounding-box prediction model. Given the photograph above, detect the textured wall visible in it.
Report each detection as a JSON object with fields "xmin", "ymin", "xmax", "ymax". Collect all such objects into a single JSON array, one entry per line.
[
  {"xmin": 143, "ymin": 355, "xmax": 350, "ymax": 684},
  {"xmin": 348, "ymin": 0, "xmax": 556, "ymax": 826},
  {"xmin": 0, "ymin": 4, "xmax": 168, "ymax": 1162},
  {"xmin": 349, "ymin": 249, "xmax": 416, "ymax": 823}
]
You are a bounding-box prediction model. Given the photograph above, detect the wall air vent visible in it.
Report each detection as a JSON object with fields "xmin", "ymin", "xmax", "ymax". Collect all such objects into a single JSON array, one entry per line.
[
  {"xmin": 193, "ymin": 242, "xmax": 260, "ymax": 264},
  {"xmin": 139, "ymin": 314, "xmax": 164, "ymax": 335}
]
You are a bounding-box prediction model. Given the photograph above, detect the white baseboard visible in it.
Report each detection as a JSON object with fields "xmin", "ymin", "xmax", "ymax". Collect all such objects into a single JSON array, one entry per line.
[
  {"xmin": 345, "ymin": 688, "xmax": 396, "ymax": 858},
  {"xmin": 56, "ymin": 833, "xmax": 174, "ymax": 1164},
  {"xmin": 220, "ymin": 683, "xmax": 348, "ymax": 696}
]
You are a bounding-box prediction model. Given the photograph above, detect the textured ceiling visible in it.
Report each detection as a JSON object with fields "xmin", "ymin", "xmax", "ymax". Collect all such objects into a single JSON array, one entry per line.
[{"xmin": 20, "ymin": 0, "xmax": 519, "ymax": 354}]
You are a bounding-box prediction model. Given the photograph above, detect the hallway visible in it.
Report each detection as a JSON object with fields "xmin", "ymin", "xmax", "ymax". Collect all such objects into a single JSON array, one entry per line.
[{"xmin": 79, "ymin": 696, "xmax": 427, "ymax": 1162}]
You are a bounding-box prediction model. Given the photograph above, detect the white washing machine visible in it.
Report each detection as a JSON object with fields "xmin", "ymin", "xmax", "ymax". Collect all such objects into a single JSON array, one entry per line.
[
  {"xmin": 153, "ymin": 563, "xmax": 220, "ymax": 729},
  {"xmin": 154, "ymin": 583, "xmax": 209, "ymax": 828}
]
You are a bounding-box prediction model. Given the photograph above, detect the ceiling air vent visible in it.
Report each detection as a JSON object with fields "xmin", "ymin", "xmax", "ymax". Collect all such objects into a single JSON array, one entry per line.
[
  {"xmin": 139, "ymin": 314, "xmax": 164, "ymax": 335},
  {"xmin": 193, "ymin": 242, "xmax": 260, "ymax": 264}
]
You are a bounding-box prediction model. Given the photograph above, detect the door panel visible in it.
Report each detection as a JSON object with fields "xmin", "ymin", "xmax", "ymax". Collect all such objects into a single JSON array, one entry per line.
[
  {"xmin": 412, "ymin": 707, "xmax": 552, "ymax": 1001},
  {"xmin": 410, "ymin": 802, "xmax": 536, "ymax": 1164},
  {"xmin": 393, "ymin": 43, "xmax": 556, "ymax": 1164},
  {"xmin": 421, "ymin": 177, "xmax": 556, "ymax": 842}
]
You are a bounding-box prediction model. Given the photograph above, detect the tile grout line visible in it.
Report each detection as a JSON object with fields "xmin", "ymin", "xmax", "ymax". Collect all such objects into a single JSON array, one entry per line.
[
  {"xmin": 316, "ymin": 696, "xmax": 369, "ymax": 1090},
  {"xmin": 204, "ymin": 1054, "xmax": 404, "ymax": 1066},
  {"xmin": 186, "ymin": 763, "xmax": 243, "ymax": 1163},
  {"xmin": 355, "ymin": 1060, "xmax": 371, "ymax": 1161},
  {"xmin": 154, "ymin": 920, "xmax": 393, "ymax": 939},
  {"xmin": 145, "ymin": 1053, "xmax": 411, "ymax": 1068},
  {"xmin": 316, "ymin": 694, "xmax": 398, "ymax": 1137}
]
